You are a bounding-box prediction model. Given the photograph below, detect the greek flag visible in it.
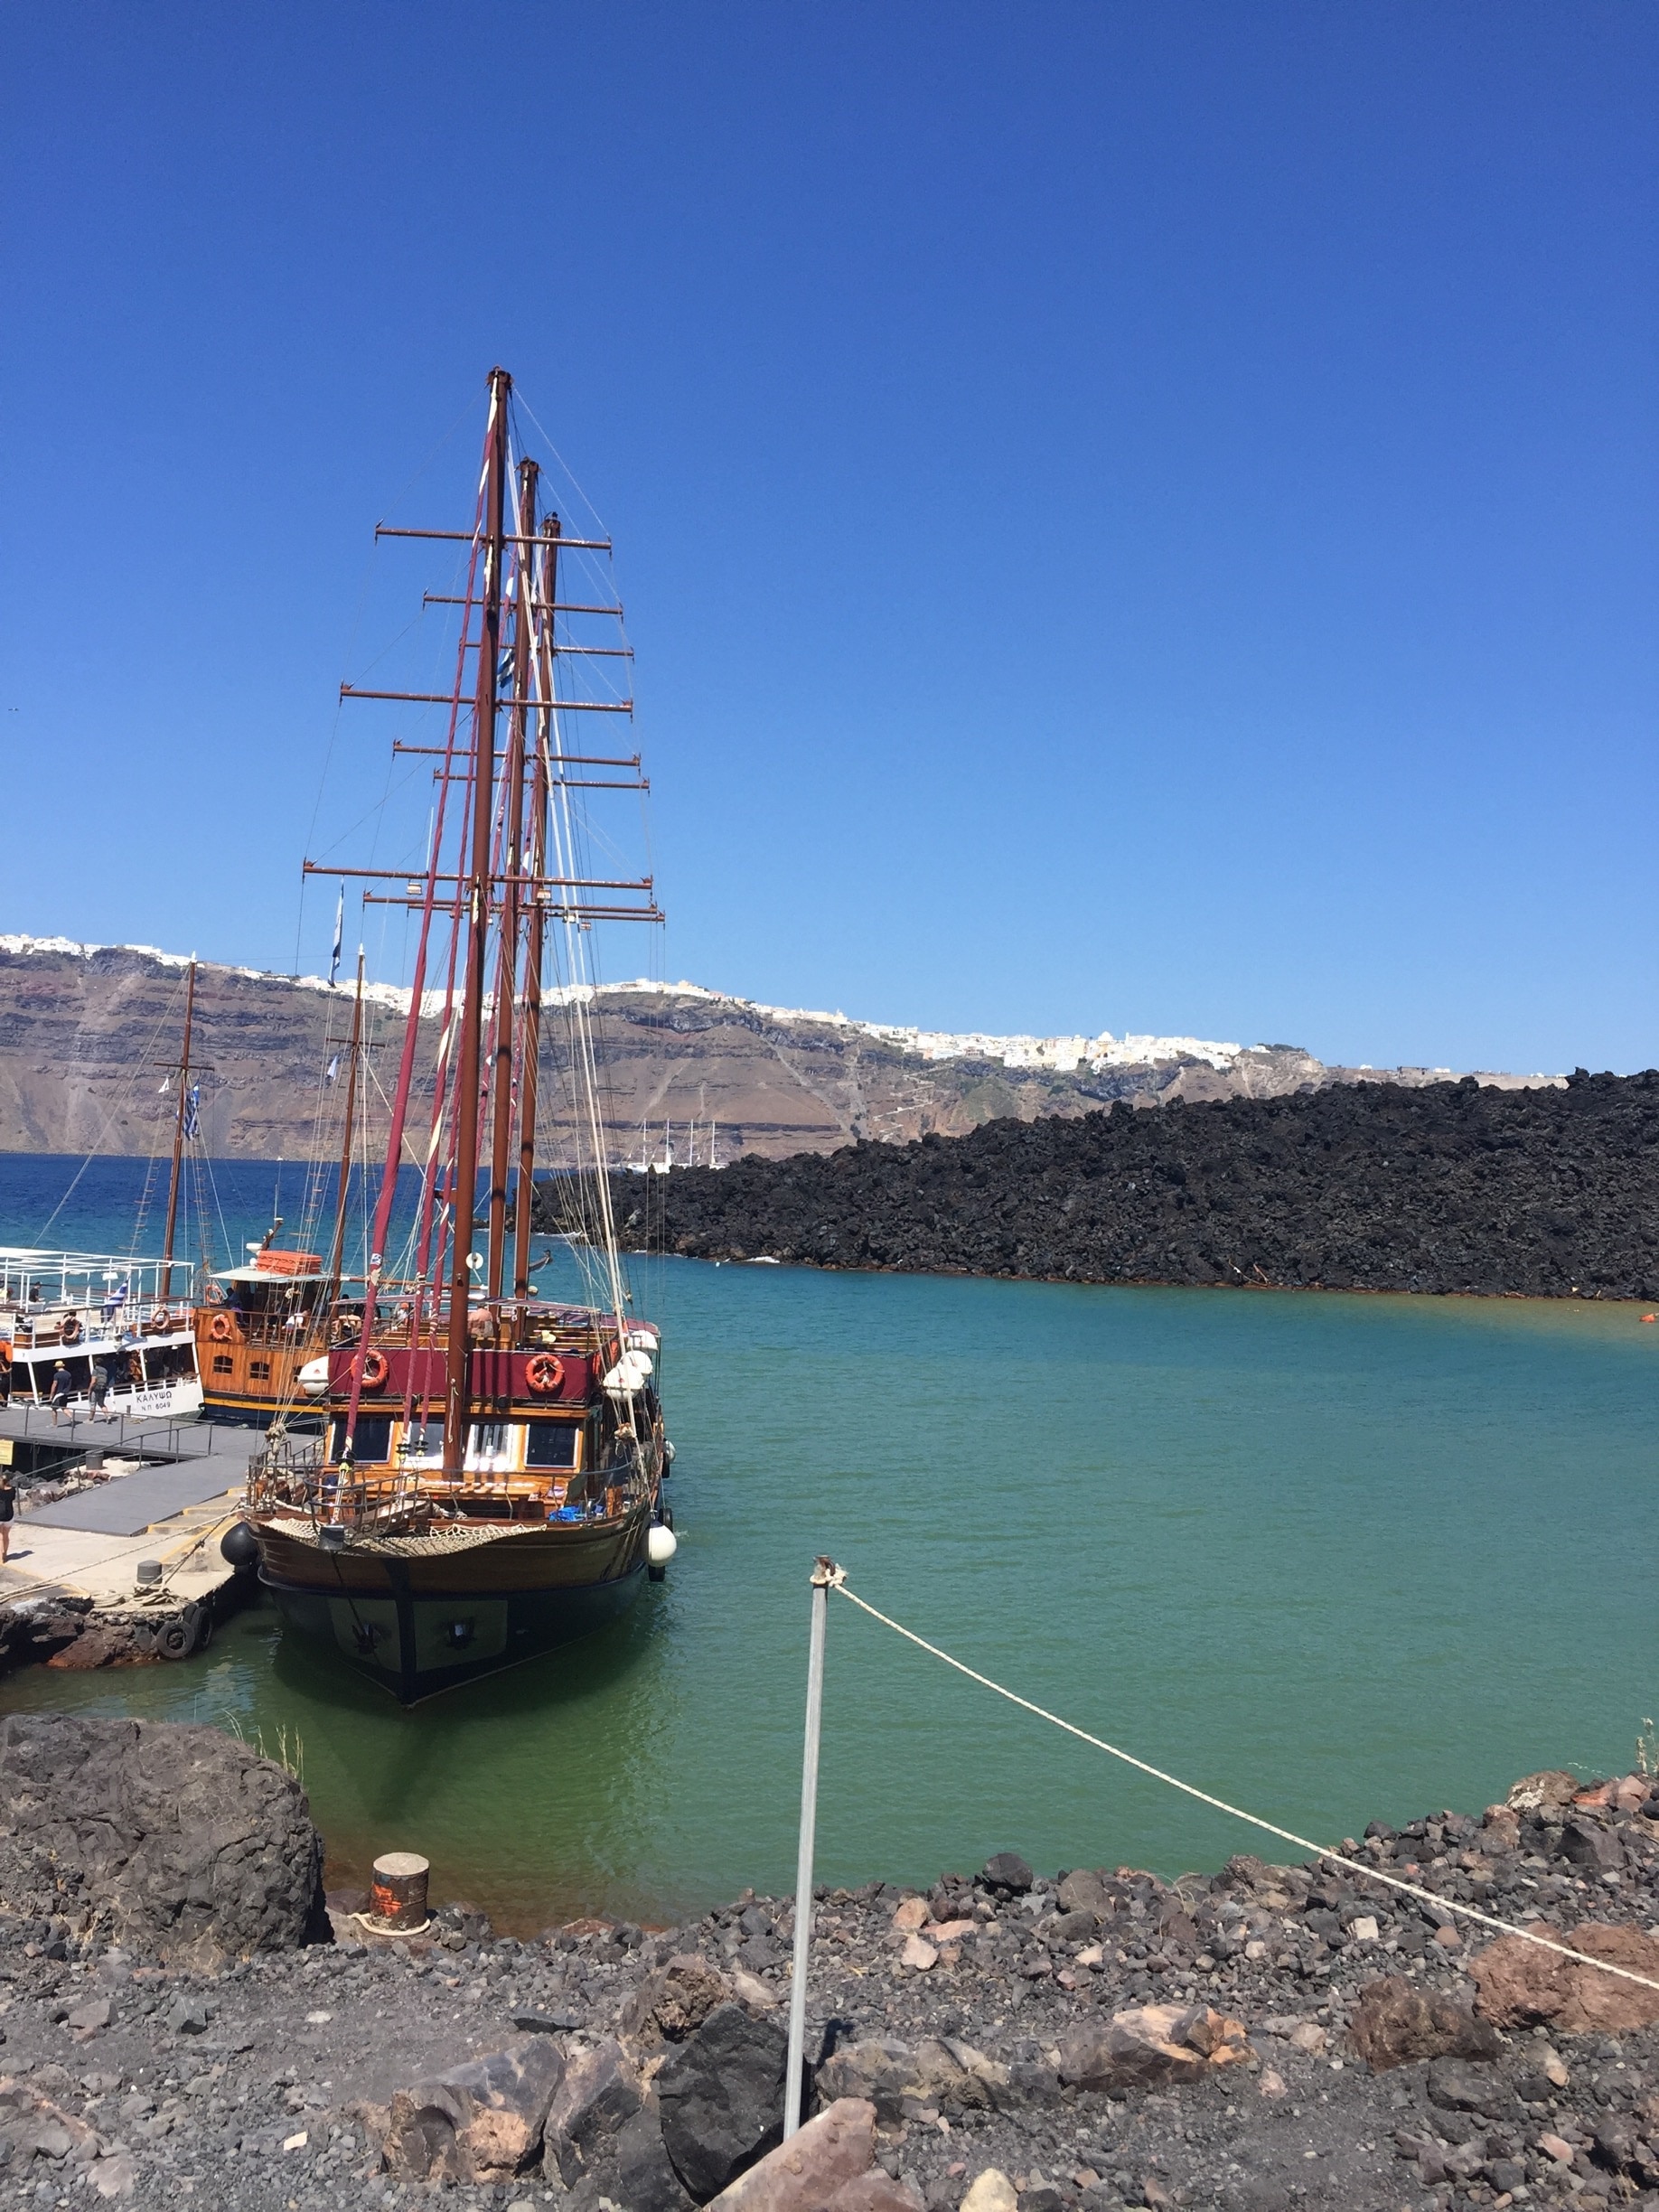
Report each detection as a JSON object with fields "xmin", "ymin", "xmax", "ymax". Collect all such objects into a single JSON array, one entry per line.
[
  {"xmin": 329, "ymin": 890, "xmax": 344, "ymax": 989},
  {"xmin": 183, "ymin": 1084, "xmax": 200, "ymax": 1140}
]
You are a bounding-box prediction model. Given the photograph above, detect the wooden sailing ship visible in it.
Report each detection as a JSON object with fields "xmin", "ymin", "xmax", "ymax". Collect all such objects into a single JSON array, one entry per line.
[
  {"xmin": 242, "ymin": 367, "xmax": 675, "ymax": 1702},
  {"xmin": 194, "ymin": 958, "xmax": 370, "ymax": 1428}
]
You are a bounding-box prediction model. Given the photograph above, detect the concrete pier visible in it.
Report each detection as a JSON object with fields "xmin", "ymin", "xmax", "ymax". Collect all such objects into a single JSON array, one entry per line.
[{"xmin": 0, "ymin": 1402, "xmax": 255, "ymax": 1615}]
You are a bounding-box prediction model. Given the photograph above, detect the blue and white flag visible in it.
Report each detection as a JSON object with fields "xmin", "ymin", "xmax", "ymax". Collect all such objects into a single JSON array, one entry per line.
[
  {"xmin": 329, "ymin": 890, "xmax": 344, "ymax": 989},
  {"xmin": 325, "ymin": 1054, "xmax": 341, "ymax": 1084},
  {"xmin": 183, "ymin": 1084, "xmax": 201, "ymax": 1140}
]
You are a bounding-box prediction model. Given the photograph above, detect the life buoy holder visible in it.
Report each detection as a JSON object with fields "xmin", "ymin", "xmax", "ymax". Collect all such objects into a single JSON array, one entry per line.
[
  {"xmin": 208, "ymin": 1312, "xmax": 234, "ymax": 1343},
  {"xmin": 526, "ymin": 1352, "xmax": 566, "ymax": 1395},
  {"xmin": 60, "ymin": 1316, "xmax": 82, "ymax": 1346},
  {"xmin": 358, "ymin": 1347, "xmax": 389, "ymax": 1391}
]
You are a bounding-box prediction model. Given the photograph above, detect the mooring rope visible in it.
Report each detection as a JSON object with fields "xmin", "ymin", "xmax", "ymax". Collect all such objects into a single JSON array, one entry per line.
[{"xmin": 832, "ymin": 1578, "xmax": 1659, "ymax": 1998}]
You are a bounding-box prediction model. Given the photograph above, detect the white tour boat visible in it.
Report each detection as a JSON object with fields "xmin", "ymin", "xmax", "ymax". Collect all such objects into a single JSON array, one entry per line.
[{"xmin": 0, "ymin": 1249, "xmax": 204, "ymax": 1424}]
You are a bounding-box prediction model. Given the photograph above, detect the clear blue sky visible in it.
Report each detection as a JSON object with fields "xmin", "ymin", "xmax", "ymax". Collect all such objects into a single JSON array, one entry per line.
[{"xmin": 3, "ymin": 4, "xmax": 1654, "ymax": 1073}]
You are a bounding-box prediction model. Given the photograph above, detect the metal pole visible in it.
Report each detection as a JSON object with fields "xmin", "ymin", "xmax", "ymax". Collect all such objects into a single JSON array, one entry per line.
[
  {"xmin": 784, "ymin": 1557, "xmax": 839, "ymax": 2139},
  {"xmin": 160, "ymin": 958, "xmax": 198, "ymax": 1308}
]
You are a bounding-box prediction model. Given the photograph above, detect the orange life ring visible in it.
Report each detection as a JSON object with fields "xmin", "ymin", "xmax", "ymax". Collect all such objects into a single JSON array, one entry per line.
[
  {"xmin": 60, "ymin": 1316, "xmax": 82, "ymax": 1345},
  {"xmin": 526, "ymin": 1352, "xmax": 566, "ymax": 1395},
  {"xmin": 150, "ymin": 1308, "xmax": 173, "ymax": 1334},
  {"xmin": 208, "ymin": 1312, "xmax": 234, "ymax": 1343},
  {"xmin": 359, "ymin": 1347, "xmax": 389, "ymax": 1391}
]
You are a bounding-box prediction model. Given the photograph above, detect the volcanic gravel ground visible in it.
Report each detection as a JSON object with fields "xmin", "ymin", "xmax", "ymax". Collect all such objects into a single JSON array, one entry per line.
[
  {"xmin": 617, "ymin": 1071, "xmax": 1659, "ymax": 1298},
  {"xmin": 6, "ymin": 1776, "xmax": 1659, "ymax": 2210}
]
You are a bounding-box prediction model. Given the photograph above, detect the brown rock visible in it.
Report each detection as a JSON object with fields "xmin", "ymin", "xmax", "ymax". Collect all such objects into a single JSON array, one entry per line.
[
  {"xmin": 890, "ymin": 1896, "xmax": 930, "ymax": 1934},
  {"xmin": 1469, "ymin": 1921, "xmax": 1659, "ymax": 2035},
  {"xmin": 1057, "ymin": 2004, "xmax": 1249, "ymax": 2093},
  {"xmin": 704, "ymin": 2097, "xmax": 876, "ymax": 2210},
  {"xmin": 817, "ymin": 2036, "xmax": 1008, "ymax": 2121},
  {"xmin": 1346, "ymin": 1976, "xmax": 1500, "ymax": 2072},
  {"xmin": 619, "ymin": 1954, "xmax": 733, "ymax": 2048},
  {"xmin": 928, "ymin": 1917, "xmax": 976, "ymax": 1944},
  {"xmin": 1506, "ymin": 1770, "xmax": 1579, "ymax": 1812},
  {"xmin": 385, "ymin": 2037, "xmax": 564, "ymax": 2182},
  {"xmin": 1480, "ymin": 1806, "xmax": 1522, "ymax": 1851},
  {"xmin": 729, "ymin": 1968, "xmax": 778, "ymax": 2010},
  {"xmin": 1056, "ymin": 1869, "xmax": 1110, "ymax": 1918},
  {"xmin": 827, "ymin": 2179, "xmax": 924, "ymax": 2212},
  {"xmin": 46, "ymin": 1626, "xmax": 145, "ymax": 1671}
]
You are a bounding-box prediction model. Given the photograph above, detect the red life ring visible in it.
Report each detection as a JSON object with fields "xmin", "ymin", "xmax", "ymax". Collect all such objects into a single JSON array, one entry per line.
[
  {"xmin": 60, "ymin": 1316, "xmax": 82, "ymax": 1346},
  {"xmin": 150, "ymin": 1308, "xmax": 173, "ymax": 1335},
  {"xmin": 526, "ymin": 1352, "xmax": 566, "ymax": 1395},
  {"xmin": 359, "ymin": 1347, "xmax": 389, "ymax": 1391},
  {"xmin": 208, "ymin": 1312, "xmax": 234, "ymax": 1343}
]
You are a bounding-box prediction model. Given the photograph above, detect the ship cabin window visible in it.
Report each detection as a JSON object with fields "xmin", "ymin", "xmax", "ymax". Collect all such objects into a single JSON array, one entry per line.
[
  {"xmin": 249, "ymin": 1361, "xmax": 271, "ymax": 1380},
  {"xmin": 331, "ymin": 1414, "xmax": 393, "ymax": 1465},
  {"xmin": 211, "ymin": 1354, "xmax": 234, "ymax": 1376},
  {"xmin": 524, "ymin": 1421, "xmax": 579, "ymax": 1470},
  {"xmin": 464, "ymin": 1421, "xmax": 512, "ymax": 1474}
]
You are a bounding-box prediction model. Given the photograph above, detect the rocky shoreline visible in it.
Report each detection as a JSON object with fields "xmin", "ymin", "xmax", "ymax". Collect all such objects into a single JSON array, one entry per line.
[
  {"xmin": 618, "ymin": 1071, "xmax": 1659, "ymax": 1300},
  {"xmin": 5, "ymin": 1718, "xmax": 1659, "ymax": 2211}
]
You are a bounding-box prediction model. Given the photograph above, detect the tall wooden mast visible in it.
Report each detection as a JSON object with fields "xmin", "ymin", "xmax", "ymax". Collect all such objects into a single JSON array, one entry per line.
[
  {"xmin": 327, "ymin": 949, "xmax": 366, "ymax": 1289},
  {"xmin": 159, "ymin": 956, "xmax": 198, "ymax": 1306},
  {"xmin": 443, "ymin": 366, "xmax": 511, "ymax": 1476},
  {"xmin": 486, "ymin": 456, "xmax": 537, "ymax": 1298},
  {"xmin": 514, "ymin": 503, "xmax": 558, "ymax": 1300}
]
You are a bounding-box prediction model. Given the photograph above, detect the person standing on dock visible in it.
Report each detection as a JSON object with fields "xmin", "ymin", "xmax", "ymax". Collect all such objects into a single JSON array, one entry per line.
[
  {"xmin": 48, "ymin": 1362, "xmax": 72, "ymax": 1424},
  {"xmin": 89, "ymin": 1363, "xmax": 111, "ymax": 1420},
  {"xmin": 0, "ymin": 1466, "xmax": 14, "ymax": 1561}
]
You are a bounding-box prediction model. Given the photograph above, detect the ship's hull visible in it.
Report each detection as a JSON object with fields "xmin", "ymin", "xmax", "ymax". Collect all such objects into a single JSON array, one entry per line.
[{"xmin": 255, "ymin": 1514, "xmax": 651, "ymax": 1702}]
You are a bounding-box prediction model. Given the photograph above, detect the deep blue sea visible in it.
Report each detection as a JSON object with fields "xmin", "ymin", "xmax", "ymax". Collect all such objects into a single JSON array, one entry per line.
[{"xmin": 0, "ymin": 1151, "xmax": 1653, "ymax": 1928}]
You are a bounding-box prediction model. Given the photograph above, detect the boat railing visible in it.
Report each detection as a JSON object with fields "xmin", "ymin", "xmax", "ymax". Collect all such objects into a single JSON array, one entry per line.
[
  {"xmin": 5, "ymin": 1303, "xmax": 192, "ymax": 1354},
  {"xmin": 206, "ymin": 1310, "xmax": 328, "ymax": 1350}
]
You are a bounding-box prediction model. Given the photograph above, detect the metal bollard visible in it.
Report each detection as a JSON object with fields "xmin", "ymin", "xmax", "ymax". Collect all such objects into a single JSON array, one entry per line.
[{"xmin": 369, "ymin": 1851, "xmax": 431, "ymax": 1931}]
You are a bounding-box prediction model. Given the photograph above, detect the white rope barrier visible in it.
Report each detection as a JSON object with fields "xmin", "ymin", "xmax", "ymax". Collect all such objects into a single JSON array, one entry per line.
[{"xmin": 833, "ymin": 1578, "xmax": 1659, "ymax": 1998}]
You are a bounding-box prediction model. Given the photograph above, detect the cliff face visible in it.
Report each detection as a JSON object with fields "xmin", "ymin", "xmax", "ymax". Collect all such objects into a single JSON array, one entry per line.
[{"xmin": 0, "ymin": 934, "xmax": 1558, "ymax": 1162}]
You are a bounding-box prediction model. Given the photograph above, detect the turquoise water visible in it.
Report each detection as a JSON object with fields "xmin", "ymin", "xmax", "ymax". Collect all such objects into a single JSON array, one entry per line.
[{"xmin": 0, "ymin": 1154, "xmax": 1654, "ymax": 1928}]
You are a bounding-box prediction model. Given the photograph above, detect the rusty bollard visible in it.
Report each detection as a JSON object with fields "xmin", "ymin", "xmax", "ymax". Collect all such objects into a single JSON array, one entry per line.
[{"xmin": 367, "ymin": 1851, "xmax": 431, "ymax": 1933}]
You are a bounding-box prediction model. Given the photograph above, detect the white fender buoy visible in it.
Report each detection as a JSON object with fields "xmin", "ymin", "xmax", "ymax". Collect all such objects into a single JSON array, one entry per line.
[
  {"xmin": 602, "ymin": 1353, "xmax": 652, "ymax": 1394},
  {"xmin": 647, "ymin": 1523, "xmax": 678, "ymax": 1567}
]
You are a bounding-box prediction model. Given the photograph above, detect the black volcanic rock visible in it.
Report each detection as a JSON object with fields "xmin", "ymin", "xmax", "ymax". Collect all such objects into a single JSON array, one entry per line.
[{"xmin": 614, "ymin": 1070, "xmax": 1659, "ymax": 1299}]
